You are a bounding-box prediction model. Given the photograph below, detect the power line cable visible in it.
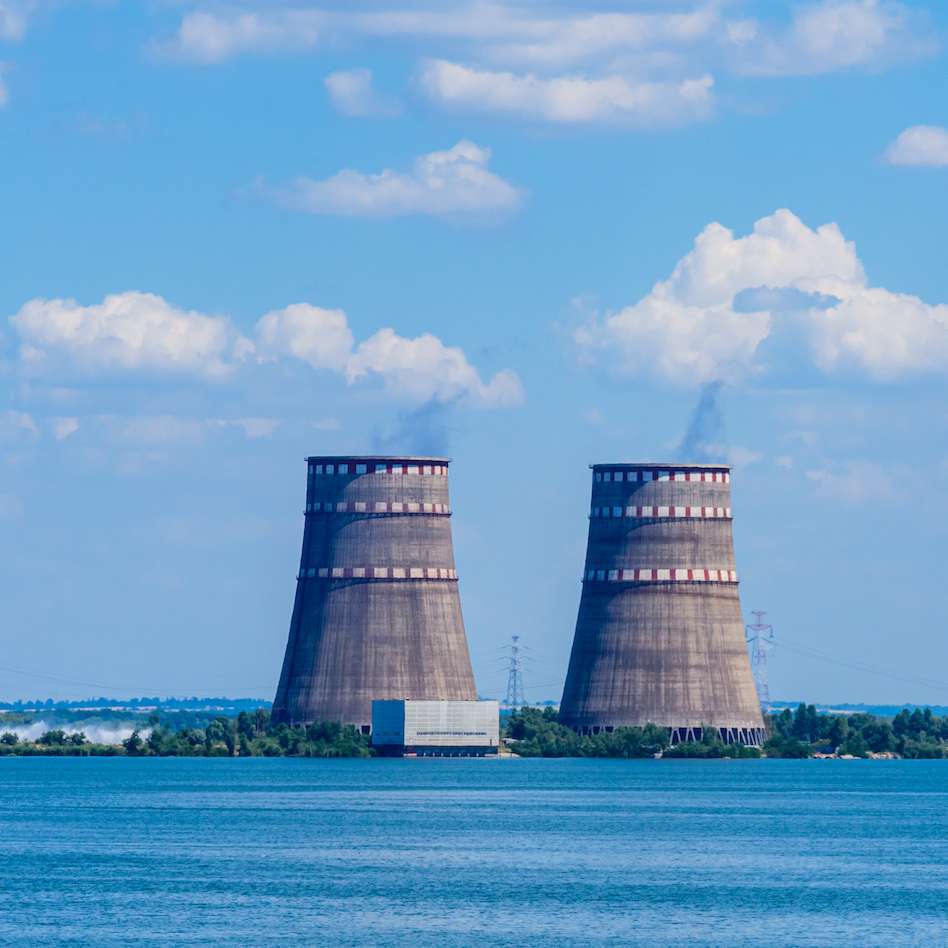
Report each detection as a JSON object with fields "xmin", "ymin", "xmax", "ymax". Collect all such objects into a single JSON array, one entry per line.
[
  {"xmin": 0, "ymin": 662, "xmax": 271, "ymax": 697},
  {"xmin": 771, "ymin": 638, "xmax": 948, "ymax": 696}
]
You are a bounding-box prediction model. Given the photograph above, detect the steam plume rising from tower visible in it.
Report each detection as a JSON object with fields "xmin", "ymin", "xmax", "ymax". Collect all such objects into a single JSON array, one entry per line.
[
  {"xmin": 272, "ymin": 456, "xmax": 477, "ymax": 728},
  {"xmin": 559, "ymin": 462, "xmax": 765, "ymax": 746}
]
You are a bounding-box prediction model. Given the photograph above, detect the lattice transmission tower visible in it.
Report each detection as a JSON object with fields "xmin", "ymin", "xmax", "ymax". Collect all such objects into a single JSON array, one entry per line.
[
  {"xmin": 745, "ymin": 610, "xmax": 775, "ymax": 715},
  {"xmin": 503, "ymin": 635, "xmax": 526, "ymax": 708}
]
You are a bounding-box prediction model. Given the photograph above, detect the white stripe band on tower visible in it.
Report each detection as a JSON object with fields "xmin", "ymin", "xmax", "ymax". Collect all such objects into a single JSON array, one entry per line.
[
  {"xmin": 306, "ymin": 501, "xmax": 451, "ymax": 515},
  {"xmin": 583, "ymin": 568, "xmax": 738, "ymax": 583},
  {"xmin": 310, "ymin": 463, "xmax": 448, "ymax": 477},
  {"xmin": 590, "ymin": 506, "xmax": 731, "ymax": 519},
  {"xmin": 299, "ymin": 566, "xmax": 458, "ymax": 581},
  {"xmin": 594, "ymin": 470, "xmax": 730, "ymax": 483}
]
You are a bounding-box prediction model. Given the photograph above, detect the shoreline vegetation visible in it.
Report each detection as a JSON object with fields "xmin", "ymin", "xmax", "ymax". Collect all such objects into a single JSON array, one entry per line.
[{"xmin": 1, "ymin": 704, "xmax": 947, "ymax": 759}]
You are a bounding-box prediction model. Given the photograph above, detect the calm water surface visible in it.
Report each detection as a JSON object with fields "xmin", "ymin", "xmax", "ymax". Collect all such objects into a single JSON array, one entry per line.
[{"xmin": 0, "ymin": 758, "xmax": 946, "ymax": 946}]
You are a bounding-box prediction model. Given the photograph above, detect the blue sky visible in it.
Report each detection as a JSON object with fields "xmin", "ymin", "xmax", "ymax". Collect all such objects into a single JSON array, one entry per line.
[{"xmin": 2, "ymin": 0, "xmax": 948, "ymax": 705}]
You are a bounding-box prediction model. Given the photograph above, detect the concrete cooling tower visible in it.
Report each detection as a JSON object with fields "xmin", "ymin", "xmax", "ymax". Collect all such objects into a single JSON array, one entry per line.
[
  {"xmin": 559, "ymin": 463, "xmax": 765, "ymax": 746},
  {"xmin": 272, "ymin": 456, "xmax": 477, "ymax": 729}
]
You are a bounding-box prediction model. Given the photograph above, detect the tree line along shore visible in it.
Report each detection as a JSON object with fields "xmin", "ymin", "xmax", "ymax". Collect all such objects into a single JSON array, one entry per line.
[{"xmin": 2, "ymin": 705, "xmax": 948, "ymax": 759}]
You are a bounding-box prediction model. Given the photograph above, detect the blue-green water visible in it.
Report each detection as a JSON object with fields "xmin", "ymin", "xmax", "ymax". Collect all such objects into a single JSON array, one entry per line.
[{"xmin": 1, "ymin": 759, "xmax": 947, "ymax": 946}]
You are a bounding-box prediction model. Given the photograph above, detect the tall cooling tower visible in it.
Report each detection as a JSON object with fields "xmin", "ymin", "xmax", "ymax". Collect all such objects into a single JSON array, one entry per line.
[
  {"xmin": 559, "ymin": 463, "xmax": 765, "ymax": 746},
  {"xmin": 272, "ymin": 456, "xmax": 477, "ymax": 729}
]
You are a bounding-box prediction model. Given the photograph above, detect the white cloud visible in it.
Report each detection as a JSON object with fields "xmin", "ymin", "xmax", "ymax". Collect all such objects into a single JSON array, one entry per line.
[
  {"xmin": 325, "ymin": 68, "xmax": 399, "ymax": 117},
  {"xmin": 347, "ymin": 328, "xmax": 524, "ymax": 406},
  {"xmin": 51, "ymin": 416, "xmax": 79, "ymax": 441},
  {"xmin": 8, "ymin": 292, "xmax": 524, "ymax": 409},
  {"xmin": 10, "ymin": 292, "xmax": 251, "ymax": 379},
  {"xmin": 255, "ymin": 303, "xmax": 353, "ymax": 370},
  {"xmin": 0, "ymin": 63, "xmax": 9, "ymax": 108},
  {"xmin": 884, "ymin": 125, "xmax": 948, "ymax": 167},
  {"xmin": 156, "ymin": 9, "xmax": 322, "ymax": 64},
  {"xmin": 155, "ymin": 2, "xmax": 933, "ymax": 80},
  {"xmin": 732, "ymin": 0, "xmax": 935, "ymax": 77},
  {"xmin": 476, "ymin": 8, "xmax": 719, "ymax": 69},
  {"xmin": 254, "ymin": 303, "xmax": 523, "ymax": 406},
  {"xmin": 157, "ymin": 5, "xmax": 720, "ymax": 67},
  {"xmin": 420, "ymin": 59, "xmax": 714, "ymax": 126},
  {"xmin": 576, "ymin": 208, "xmax": 948, "ymax": 384},
  {"xmin": 270, "ymin": 139, "xmax": 522, "ymax": 217}
]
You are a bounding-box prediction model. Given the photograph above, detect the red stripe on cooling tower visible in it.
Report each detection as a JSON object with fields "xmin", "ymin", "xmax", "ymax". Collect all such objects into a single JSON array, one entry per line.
[
  {"xmin": 590, "ymin": 506, "xmax": 731, "ymax": 519},
  {"xmin": 299, "ymin": 566, "xmax": 458, "ymax": 581},
  {"xmin": 583, "ymin": 568, "xmax": 737, "ymax": 583}
]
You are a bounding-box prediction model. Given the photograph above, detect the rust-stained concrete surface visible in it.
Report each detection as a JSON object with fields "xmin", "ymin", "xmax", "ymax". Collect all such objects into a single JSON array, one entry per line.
[
  {"xmin": 272, "ymin": 457, "xmax": 477, "ymax": 727},
  {"xmin": 560, "ymin": 463, "xmax": 764, "ymax": 743}
]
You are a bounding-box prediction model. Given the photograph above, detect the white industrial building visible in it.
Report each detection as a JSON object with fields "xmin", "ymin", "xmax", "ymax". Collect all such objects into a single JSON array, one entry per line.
[{"xmin": 371, "ymin": 700, "xmax": 500, "ymax": 757}]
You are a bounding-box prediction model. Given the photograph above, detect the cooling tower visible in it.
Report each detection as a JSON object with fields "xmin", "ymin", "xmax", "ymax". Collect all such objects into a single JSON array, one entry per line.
[
  {"xmin": 559, "ymin": 463, "xmax": 765, "ymax": 746},
  {"xmin": 272, "ymin": 456, "xmax": 477, "ymax": 729}
]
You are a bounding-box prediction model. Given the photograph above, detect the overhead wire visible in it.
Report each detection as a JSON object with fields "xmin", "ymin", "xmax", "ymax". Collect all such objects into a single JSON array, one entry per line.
[{"xmin": 771, "ymin": 638, "xmax": 948, "ymax": 697}]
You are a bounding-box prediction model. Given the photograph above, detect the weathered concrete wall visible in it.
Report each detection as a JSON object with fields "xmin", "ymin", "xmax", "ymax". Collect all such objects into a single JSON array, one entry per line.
[
  {"xmin": 272, "ymin": 457, "xmax": 477, "ymax": 728},
  {"xmin": 559, "ymin": 464, "xmax": 764, "ymax": 744}
]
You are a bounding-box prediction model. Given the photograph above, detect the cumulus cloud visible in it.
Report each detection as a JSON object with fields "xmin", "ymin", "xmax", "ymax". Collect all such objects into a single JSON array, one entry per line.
[
  {"xmin": 576, "ymin": 208, "xmax": 948, "ymax": 384},
  {"xmin": 325, "ymin": 68, "xmax": 399, "ymax": 117},
  {"xmin": 885, "ymin": 125, "xmax": 948, "ymax": 167},
  {"xmin": 255, "ymin": 304, "xmax": 523, "ymax": 406},
  {"xmin": 730, "ymin": 0, "xmax": 935, "ymax": 76},
  {"xmin": 269, "ymin": 139, "xmax": 521, "ymax": 217},
  {"xmin": 420, "ymin": 59, "xmax": 714, "ymax": 126},
  {"xmin": 255, "ymin": 303, "xmax": 353, "ymax": 370},
  {"xmin": 10, "ymin": 292, "xmax": 252, "ymax": 379},
  {"xmin": 7, "ymin": 291, "xmax": 524, "ymax": 408},
  {"xmin": 148, "ymin": 2, "xmax": 936, "ymax": 137},
  {"xmin": 347, "ymin": 328, "xmax": 524, "ymax": 405}
]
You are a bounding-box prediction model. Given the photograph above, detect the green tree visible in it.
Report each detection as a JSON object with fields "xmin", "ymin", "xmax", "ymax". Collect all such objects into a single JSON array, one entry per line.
[
  {"xmin": 824, "ymin": 716, "xmax": 848, "ymax": 748},
  {"xmin": 839, "ymin": 732, "xmax": 869, "ymax": 758},
  {"xmin": 790, "ymin": 704, "xmax": 820, "ymax": 743},
  {"xmin": 763, "ymin": 735, "xmax": 811, "ymax": 758},
  {"xmin": 38, "ymin": 730, "xmax": 67, "ymax": 746},
  {"xmin": 859, "ymin": 720, "xmax": 894, "ymax": 753},
  {"xmin": 123, "ymin": 730, "xmax": 147, "ymax": 756}
]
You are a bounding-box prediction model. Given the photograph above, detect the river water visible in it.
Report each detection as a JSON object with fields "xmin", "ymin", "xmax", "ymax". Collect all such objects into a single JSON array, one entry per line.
[{"xmin": 0, "ymin": 758, "xmax": 946, "ymax": 946}]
